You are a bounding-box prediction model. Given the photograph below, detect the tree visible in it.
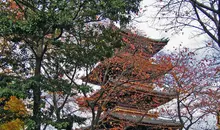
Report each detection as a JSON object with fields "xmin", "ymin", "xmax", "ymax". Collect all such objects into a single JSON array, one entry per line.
[
  {"xmin": 76, "ymin": 32, "xmax": 173, "ymax": 129},
  {"xmin": 0, "ymin": 0, "xmax": 142, "ymax": 129},
  {"xmin": 0, "ymin": 73, "xmax": 29, "ymax": 130},
  {"xmin": 151, "ymin": 0, "xmax": 220, "ymax": 48},
  {"xmin": 154, "ymin": 48, "xmax": 219, "ymax": 130}
]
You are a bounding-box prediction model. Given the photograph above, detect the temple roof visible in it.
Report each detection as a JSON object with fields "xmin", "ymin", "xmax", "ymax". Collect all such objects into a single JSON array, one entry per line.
[
  {"xmin": 78, "ymin": 28, "xmax": 181, "ymax": 129},
  {"xmin": 92, "ymin": 106, "xmax": 182, "ymax": 129},
  {"xmin": 120, "ymin": 29, "xmax": 168, "ymax": 56},
  {"xmin": 82, "ymin": 81, "xmax": 176, "ymax": 111},
  {"xmin": 108, "ymin": 111, "xmax": 182, "ymax": 128},
  {"xmin": 82, "ymin": 27, "xmax": 170, "ymax": 83},
  {"xmin": 79, "ymin": 28, "xmax": 174, "ymax": 109}
]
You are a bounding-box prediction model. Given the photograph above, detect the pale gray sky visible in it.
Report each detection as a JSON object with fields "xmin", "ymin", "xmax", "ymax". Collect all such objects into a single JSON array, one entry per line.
[{"xmin": 131, "ymin": 0, "xmax": 209, "ymax": 51}]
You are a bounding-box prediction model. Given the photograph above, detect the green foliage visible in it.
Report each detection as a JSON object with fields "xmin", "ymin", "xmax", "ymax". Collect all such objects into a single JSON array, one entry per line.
[
  {"xmin": 0, "ymin": 0, "xmax": 142, "ymax": 129},
  {"xmin": 77, "ymin": 85, "xmax": 93, "ymax": 94},
  {"xmin": 24, "ymin": 119, "xmax": 36, "ymax": 130},
  {"xmin": 0, "ymin": 74, "xmax": 26, "ymax": 99}
]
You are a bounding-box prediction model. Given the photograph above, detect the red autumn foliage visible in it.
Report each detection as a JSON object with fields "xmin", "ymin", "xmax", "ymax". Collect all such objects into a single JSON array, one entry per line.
[
  {"xmin": 154, "ymin": 47, "xmax": 219, "ymax": 129},
  {"xmin": 77, "ymin": 29, "xmax": 182, "ymax": 129},
  {"xmin": 1, "ymin": 0, "xmax": 24, "ymax": 20}
]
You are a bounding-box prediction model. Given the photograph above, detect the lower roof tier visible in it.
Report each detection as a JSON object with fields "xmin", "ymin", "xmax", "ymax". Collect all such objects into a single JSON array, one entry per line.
[
  {"xmin": 80, "ymin": 83, "xmax": 177, "ymax": 111},
  {"xmin": 101, "ymin": 110, "xmax": 182, "ymax": 130}
]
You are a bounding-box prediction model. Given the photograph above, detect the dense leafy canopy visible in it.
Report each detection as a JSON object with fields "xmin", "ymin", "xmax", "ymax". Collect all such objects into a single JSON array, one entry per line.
[{"xmin": 0, "ymin": 0, "xmax": 142, "ymax": 129}]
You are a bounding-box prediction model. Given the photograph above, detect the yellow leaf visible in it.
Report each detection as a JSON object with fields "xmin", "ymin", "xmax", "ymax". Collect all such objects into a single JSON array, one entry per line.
[
  {"xmin": 4, "ymin": 96, "xmax": 27, "ymax": 116},
  {"xmin": 0, "ymin": 119, "xmax": 24, "ymax": 130}
]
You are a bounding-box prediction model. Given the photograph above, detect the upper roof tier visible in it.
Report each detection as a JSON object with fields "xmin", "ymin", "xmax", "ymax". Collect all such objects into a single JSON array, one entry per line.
[
  {"xmin": 83, "ymin": 28, "xmax": 170, "ymax": 85},
  {"xmin": 120, "ymin": 29, "xmax": 168, "ymax": 57}
]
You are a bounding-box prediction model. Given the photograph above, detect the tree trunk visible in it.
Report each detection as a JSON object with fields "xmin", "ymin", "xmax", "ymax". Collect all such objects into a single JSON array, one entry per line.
[
  {"xmin": 90, "ymin": 108, "xmax": 96, "ymax": 130},
  {"xmin": 218, "ymin": 0, "xmax": 220, "ymax": 47},
  {"xmin": 33, "ymin": 57, "xmax": 42, "ymax": 130},
  {"xmin": 177, "ymin": 93, "xmax": 184, "ymax": 130}
]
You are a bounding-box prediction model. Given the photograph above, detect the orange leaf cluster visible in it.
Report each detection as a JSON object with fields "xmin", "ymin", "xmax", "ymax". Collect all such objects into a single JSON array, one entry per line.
[
  {"xmin": 1, "ymin": 0, "xmax": 24, "ymax": 20},
  {"xmin": 0, "ymin": 118, "xmax": 24, "ymax": 130},
  {"xmin": 4, "ymin": 96, "xmax": 27, "ymax": 116},
  {"xmin": 87, "ymin": 51, "xmax": 172, "ymax": 86}
]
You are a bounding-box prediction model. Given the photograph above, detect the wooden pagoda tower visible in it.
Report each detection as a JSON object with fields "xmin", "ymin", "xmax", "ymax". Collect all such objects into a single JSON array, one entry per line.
[{"xmin": 80, "ymin": 29, "xmax": 182, "ymax": 130}]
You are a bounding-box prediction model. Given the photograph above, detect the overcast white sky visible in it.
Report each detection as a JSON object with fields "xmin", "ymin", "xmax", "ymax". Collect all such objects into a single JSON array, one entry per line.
[{"xmin": 131, "ymin": 0, "xmax": 209, "ymax": 52}]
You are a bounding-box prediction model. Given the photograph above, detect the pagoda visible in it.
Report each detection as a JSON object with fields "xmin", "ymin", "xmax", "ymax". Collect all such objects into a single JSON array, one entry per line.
[{"xmin": 79, "ymin": 29, "xmax": 182, "ymax": 130}]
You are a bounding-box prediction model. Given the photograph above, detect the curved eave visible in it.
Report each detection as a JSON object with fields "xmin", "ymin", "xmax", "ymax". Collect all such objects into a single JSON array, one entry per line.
[{"xmin": 109, "ymin": 111, "xmax": 182, "ymax": 128}]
